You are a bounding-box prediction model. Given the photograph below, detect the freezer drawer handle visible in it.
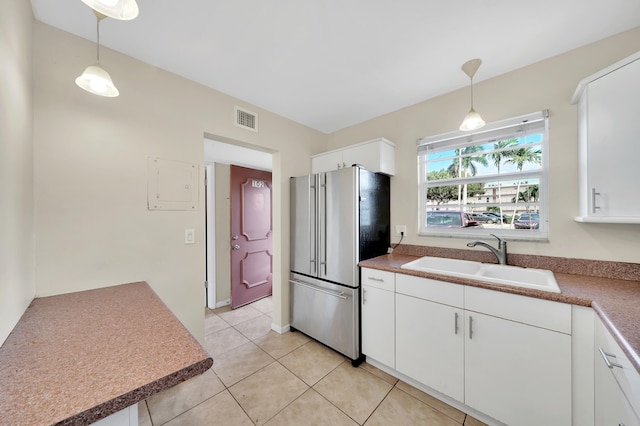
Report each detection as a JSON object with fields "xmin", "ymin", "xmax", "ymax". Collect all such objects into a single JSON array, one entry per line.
[
  {"xmin": 598, "ymin": 347, "xmax": 623, "ymax": 369},
  {"xmin": 289, "ymin": 279, "xmax": 348, "ymax": 300}
]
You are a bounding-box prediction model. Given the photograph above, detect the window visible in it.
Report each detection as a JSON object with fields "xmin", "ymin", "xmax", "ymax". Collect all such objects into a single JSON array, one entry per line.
[{"xmin": 417, "ymin": 110, "xmax": 549, "ymax": 239}]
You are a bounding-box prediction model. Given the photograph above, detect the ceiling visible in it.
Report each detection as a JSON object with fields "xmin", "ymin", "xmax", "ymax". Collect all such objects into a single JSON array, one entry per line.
[{"xmin": 30, "ymin": 0, "xmax": 640, "ymax": 134}]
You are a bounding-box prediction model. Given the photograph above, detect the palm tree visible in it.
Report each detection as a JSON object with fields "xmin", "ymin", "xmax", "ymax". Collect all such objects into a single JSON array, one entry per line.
[
  {"xmin": 504, "ymin": 147, "xmax": 542, "ymax": 223},
  {"xmin": 488, "ymin": 138, "xmax": 518, "ymax": 222},
  {"xmin": 447, "ymin": 146, "xmax": 488, "ymax": 208},
  {"xmin": 512, "ymin": 184, "xmax": 540, "ymax": 204}
]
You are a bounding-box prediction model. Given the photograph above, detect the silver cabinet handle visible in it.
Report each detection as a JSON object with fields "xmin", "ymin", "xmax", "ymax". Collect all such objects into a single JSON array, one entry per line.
[
  {"xmin": 598, "ymin": 347, "xmax": 623, "ymax": 369},
  {"xmin": 367, "ymin": 277, "xmax": 384, "ymax": 282},
  {"xmin": 289, "ymin": 279, "xmax": 348, "ymax": 300},
  {"xmin": 469, "ymin": 316, "xmax": 473, "ymax": 339},
  {"xmin": 592, "ymin": 188, "xmax": 601, "ymax": 214},
  {"xmin": 454, "ymin": 312, "xmax": 459, "ymax": 335},
  {"xmin": 362, "ymin": 288, "xmax": 366, "ymax": 304}
]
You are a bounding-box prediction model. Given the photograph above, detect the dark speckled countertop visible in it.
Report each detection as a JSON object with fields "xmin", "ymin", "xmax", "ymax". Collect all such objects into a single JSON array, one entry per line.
[
  {"xmin": 359, "ymin": 245, "xmax": 640, "ymax": 375},
  {"xmin": 0, "ymin": 281, "xmax": 213, "ymax": 426}
]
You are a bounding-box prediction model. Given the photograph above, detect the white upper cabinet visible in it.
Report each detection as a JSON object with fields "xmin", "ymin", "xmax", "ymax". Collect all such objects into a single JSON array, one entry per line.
[
  {"xmin": 572, "ymin": 51, "xmax": 640, "ymax": 223},
  {"xmin": 312, "ymin": 138, "xmax": 395, "ymax": 175}
]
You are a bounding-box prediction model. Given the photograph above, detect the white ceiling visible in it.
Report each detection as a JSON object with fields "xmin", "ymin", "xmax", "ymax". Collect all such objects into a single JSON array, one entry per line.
[{"xmin": 31, "ymin": 0, "xmax": 640, "ymax": 134}]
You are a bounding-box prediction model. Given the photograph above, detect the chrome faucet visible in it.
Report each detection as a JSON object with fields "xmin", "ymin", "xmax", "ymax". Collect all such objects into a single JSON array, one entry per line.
[{"xmin": 467, "ymin": 234, "xmax": 507, "ymax": 265}]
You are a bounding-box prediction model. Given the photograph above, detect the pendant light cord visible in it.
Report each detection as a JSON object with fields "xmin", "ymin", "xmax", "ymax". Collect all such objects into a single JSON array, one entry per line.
[
  {"xmin": 469, "ymin": 76, "xmax": 474, "ymax": 109},
  {"xmin": 96, "ymin": 17, "xmax": 101, "ymax": 62}
]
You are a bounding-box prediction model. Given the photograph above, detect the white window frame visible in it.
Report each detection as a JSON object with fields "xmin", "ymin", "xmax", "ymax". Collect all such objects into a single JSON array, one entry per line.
[{"xmin": 417, "ymin": 110, "xmax": 549, "ymax": 240}]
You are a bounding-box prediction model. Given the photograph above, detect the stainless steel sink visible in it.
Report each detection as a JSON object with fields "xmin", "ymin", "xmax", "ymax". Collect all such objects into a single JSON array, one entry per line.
[{"xmin": 401, "ymin": 256, "xmax": 561, "ymax": 293}]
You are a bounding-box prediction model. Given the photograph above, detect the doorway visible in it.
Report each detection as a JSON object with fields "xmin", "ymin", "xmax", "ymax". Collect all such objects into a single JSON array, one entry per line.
[{"xmin": 204, "ymin": 138, "xmax": 273, "ymax": 309}]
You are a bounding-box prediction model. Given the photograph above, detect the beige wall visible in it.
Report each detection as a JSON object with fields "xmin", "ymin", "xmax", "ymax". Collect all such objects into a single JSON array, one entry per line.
[
  {"xmin": 0, "ymin": 0, "xmax": 35, "ymax": 345},
  {"xmin": 7, "ymin": 13, "xmax": 640, "ymax": 348},
  {"xmin": 32, "ymin": 22, "xmax": 326, "ymax": 341},
  {"xmin": 328, "ymin": 27, "xmax": 640, "ymax": 263}
]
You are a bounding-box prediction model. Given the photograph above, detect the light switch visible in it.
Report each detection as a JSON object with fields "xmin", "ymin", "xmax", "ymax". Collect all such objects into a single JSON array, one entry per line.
[{"xmin": 185, "ymin": 229, "xmax": 195, "ymax": 244}]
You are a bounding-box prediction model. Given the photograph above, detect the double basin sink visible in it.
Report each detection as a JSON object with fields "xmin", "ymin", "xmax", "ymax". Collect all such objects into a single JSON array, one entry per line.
[{"xmin": 401, "ymin": 256, "xmax": 561, "ymax": 293}]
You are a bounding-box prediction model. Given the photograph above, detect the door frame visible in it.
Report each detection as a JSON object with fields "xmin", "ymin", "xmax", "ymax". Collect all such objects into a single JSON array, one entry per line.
[
  {"xmin": 205, "ymin": 165, "xmax": 216, "ymax": 308},
  {"xmin": 204, "ymin": 138, "xmax": 273, "ymax": 309}
]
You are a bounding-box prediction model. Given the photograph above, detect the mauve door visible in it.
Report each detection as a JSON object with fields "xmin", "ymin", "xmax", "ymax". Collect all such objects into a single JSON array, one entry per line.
[{"xmin": 230, "ymin": 165, "xmax": 273, "ymax": 308}]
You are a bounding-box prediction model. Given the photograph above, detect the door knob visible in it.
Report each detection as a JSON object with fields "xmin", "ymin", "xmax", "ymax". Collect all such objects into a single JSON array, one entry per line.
[{"xmin": 232, "ymin": 244, "xmax": 240, "ymax": 250}]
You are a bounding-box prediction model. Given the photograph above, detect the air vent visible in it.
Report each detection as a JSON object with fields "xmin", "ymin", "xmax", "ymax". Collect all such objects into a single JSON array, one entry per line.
[{"xmin": 234, "ymin": 106, "xmax": 258, "ymax": 132}]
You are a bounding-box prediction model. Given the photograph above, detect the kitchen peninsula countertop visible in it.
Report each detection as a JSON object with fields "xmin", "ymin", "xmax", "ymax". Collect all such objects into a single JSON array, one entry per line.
[
  {"xmin": 0, "ymin": 281, "xmax": 213, "ymax": 426},
  {"xmin": 360, "ymin": 246, "xmax": 640, "ymax": 375}
]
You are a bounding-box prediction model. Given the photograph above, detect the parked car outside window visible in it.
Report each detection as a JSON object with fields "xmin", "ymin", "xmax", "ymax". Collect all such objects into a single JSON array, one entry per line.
[
  {"xmin": 427, "ymin": 211, "xmax": 480, "ymax": 228},
  {"xmin": 471, "ymin": 213, "xmax": 501, "ymax": 224},
  {"xmin": 514, "ymin": 213, "xmax": 540, "ymax": 229},
  {"xmin": 482, "ymin": 212, "xmax": 507, "ymax": 223}
]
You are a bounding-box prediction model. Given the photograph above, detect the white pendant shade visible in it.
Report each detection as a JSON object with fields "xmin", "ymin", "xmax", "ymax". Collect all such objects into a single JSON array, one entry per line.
[
  {"xmin": 81, "ymin": 0, "xmax": 139, "ymax": 20},
  {"xmin": 75, "ymin": 64, "xmax": 119, "ymax": 97},
  {"xmin": 459, "ymin": 58, "xmax": 486, "ymax": 131},
  {"xmin": 459, "ymin": 108, "xmax": 486, "ymax": 131}
]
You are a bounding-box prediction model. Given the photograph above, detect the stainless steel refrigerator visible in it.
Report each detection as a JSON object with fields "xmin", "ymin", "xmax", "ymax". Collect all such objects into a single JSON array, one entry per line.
[{"xmin": 289, "ymin": 166, "xmax": 390, "ymax": 364}]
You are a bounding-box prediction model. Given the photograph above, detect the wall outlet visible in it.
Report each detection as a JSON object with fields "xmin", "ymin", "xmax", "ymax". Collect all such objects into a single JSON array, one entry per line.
[{"xmin": 394, "ymin": 225, "xmax": 407, "ymax": 236}]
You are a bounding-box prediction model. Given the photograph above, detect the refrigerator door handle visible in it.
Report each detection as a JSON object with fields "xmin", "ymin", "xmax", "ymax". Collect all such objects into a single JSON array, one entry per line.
[
  {"xmin": 319, "ymin": 174, "xmax": 327, "ymax": 277},
  {"xmin": 309, "ymin": 179, "xmax": 317, "ymax": 275},
  {"xmin": 289, "ymin": 279, "xmax": 348, "ymax": 300}
]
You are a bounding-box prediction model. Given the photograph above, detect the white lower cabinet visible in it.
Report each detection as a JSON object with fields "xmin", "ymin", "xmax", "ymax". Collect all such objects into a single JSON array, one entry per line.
[
  {"xmin": 392, "ymin": 273, "xmax": 572, "ymax": 426},
  {"xmin": 464, "ymin": 310, "xmax": 571, "ymax": 426},
  {"xmin": 396, "ymin": 293, "xmax": 464, "ymax": 402},
  {"xmin": 92, "ymin": 405, "xmax": 138, "ymax": 426},
  {"xmin": 594, "ymin": 317, "xmax": 640, "ymax": 426},
  {"xmin": 361, "ymin": 268, "xmax": 395, "ymax": 368}
]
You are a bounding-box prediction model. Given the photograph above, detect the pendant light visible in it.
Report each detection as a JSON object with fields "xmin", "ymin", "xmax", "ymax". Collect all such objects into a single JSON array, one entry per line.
[
  {"xmin": 75, "ymin": 11, "xmax": 119, "ymax": 97},
  {"xmin": 459, "ymin": 58, "xmax": 485, "ymax": 131},
  {"xmin": 80, "ymin": 0, "xmax": 139, "ymax": 21}
]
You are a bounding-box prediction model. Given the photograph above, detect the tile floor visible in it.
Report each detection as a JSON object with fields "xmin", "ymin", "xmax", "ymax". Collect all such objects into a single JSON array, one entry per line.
[{"xmin": 138, "ymin": 297, "xmax": 487, "ymax": 425}]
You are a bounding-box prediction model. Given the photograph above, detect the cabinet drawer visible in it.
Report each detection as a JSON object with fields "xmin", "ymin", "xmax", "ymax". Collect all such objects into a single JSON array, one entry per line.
[
  {"xmin": 361, "ymin": 268, "xmax": 395, "ymax": 291},
  {"xmin": 396, "ymin": 274, "xmax": 463, "ymax": 308},
  {"xmin": 596, "ymin": 318, "xmax": 640, "ymax": 418},
  {"xmin": 465, "ymin": 286, "xmax": 571, "ymax": 334}
]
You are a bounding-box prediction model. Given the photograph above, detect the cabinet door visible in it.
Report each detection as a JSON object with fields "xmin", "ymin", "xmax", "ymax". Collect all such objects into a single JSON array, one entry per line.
[
  {"xmin": 342, "ymin": 139, "xmax": 395, "ymax": 175},
  {"xmin": 361, "ymin": 285, "xmax": 395, "ymax": 367},
  {"xmin": 587, "ymin": 58, "xmax": 640, "ymax": 217},
  {"xmin": 595, "ymin": 318, "xmax": 640, "ymax": 425},
  {"xmin": 595, "ymin": 348, "xmax": 640, "ymax": 426},
  {"xmin": 342, "ymin": 143, "xmax": 377, "ymax": 171},
  {"xmin": 464, "ymin": 311, "xmax": 571, "ymax": 426},
  {"xmin": 311, "ymin": 151, "xmax": 343, "ymax": 173},
  {"xmin": 396, "ymin": 294, "xmax": 464, "ymax": 402}
]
